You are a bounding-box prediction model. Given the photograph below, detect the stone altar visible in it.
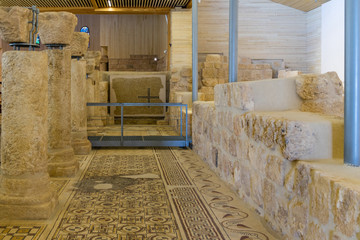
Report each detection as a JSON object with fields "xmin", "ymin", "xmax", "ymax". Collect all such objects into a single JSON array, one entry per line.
[{"xmin": 109, "ymin": 73, "xmax": 166, "ymax": 117}]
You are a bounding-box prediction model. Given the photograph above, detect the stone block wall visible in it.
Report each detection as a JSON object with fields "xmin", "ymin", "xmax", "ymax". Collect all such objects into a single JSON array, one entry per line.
[
  {"xmin": 192, "ymin": 74, "xmax": 354, "ymax": 239},
  {"xmin": 109, "ymin": 55, "xmax": 166, "ymax": 72},
  {"xmin": 198, "ymin": 55, "xmax": 273, "ymax": 101}
]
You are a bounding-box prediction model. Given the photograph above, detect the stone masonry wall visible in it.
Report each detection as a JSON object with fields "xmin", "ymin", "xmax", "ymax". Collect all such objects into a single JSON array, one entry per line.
[
  {"xmin": 109, "ymin": 55, "xmax": 166, "ymax": 72},
  {"xmin": 192, "ymin": 77, "xmax": 356, "ymax": 239},
  {"xmin": 198, "ymin": 54, "xmax": 273, "ymax": 101}
]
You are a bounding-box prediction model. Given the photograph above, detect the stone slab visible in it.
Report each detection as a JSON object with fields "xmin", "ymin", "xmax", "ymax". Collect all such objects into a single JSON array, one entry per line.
[
  {"xmin": 215, "ymin": 77, "xmax": 302, "ymax": 112},
  {"xmin": 109, "ymin": 73, "xmax": 166, "ymax": 117}
]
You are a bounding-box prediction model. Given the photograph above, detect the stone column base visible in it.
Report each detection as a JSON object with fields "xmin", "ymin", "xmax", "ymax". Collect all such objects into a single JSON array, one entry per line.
[
  {"xmin": 88, "ymin": 119, "xmax": 104, "ymax": 127},
  {"xmin": 72, "ymin": 139, "xmax": 92, "ymax": 155},
  {"xmin": 0, "ymin": 173, "xmax": 58, "ymax": 220},
  {"xmin": 48, "ymin": 147, "xmax": 78, "ymax": 177}
]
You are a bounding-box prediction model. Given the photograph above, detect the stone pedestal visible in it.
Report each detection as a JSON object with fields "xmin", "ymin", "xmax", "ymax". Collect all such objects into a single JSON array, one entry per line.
[
  {"xmin": 71, "ymin": 59, "xmax": 91, "ymax": 155},
  {"xmin": 0, "ymin": 51, "xmax": 57, "ymax": 219},
  {"xmin": 99, "ymin": 81, "xmax": 109, "ymax": 125},
  {"xmin": 47, "ymin": 49, "xmax": 78, "ymax": 177}
]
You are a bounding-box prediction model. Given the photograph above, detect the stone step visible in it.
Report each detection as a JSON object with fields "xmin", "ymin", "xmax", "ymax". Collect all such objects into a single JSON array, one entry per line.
[{"xmin": 243, "ymin": 111, "xmax": 343, "ymax": 161}]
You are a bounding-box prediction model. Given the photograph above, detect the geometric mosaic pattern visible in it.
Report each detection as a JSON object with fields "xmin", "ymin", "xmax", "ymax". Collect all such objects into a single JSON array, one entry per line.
[
  {"xmin": 0, "ymin": 225, "xmax": 46, "ymax": 240},
  {"xmin": 0, "ymin": 147, "xmax": 277, "ymax": 240}
]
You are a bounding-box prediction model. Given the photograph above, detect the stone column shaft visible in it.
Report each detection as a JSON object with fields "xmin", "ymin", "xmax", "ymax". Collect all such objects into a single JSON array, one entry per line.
[
  {"xmin": 0, "ymin": 51, "xmax": 57, "ymax": 219},
  {"xmin": 47, "ymin": 49, "xmax": 78, "ymax": 177},
  {"xmin": 71, "ymin": 59, "xmax": 91, "ymax": 154},
  {"xmin": 99, "ymin": 81, "xmax": 109, "ymax": 125}
]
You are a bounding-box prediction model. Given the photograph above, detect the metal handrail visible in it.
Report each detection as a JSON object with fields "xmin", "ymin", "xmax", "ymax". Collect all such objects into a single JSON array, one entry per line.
[{"xmin": 87, "ymin": 102, "xmax": 189, "ymax": 147}]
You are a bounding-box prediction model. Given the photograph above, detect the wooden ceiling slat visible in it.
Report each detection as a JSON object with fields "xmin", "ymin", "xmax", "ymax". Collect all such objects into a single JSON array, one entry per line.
[{"xmin": 0, "ymin": 0, "xmax": 190, "ymax": 12}]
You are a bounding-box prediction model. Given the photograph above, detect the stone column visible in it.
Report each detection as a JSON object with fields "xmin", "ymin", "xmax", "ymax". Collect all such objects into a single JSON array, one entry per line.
[
  {"xmin": 68, "ymin": 32, "xmax": 91, "ymax": 155},
  {"xmin": 71, "ymin": 58, "xmax": 91, "ymax": 154},
  {"xmin": 0, "ymin": 51, "xmax": 57, "ymax": 219},
  {"xmin": 87, "ymin": 70, "xmax": 104, "ymax": 127},
  {"xmin": 39, "ymin": 12, "xmax": 78, "ymax": 177},
  {"xmin": 99, "ymin": 81, "xmax": 109, "ymax": 125},
  {"xmin": 47, "ymin": 49, "xmax": 77, "ymax": 177}
]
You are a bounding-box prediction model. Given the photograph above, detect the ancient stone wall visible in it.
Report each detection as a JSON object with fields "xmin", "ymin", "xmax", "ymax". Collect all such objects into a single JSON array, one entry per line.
[
  {"xmin": 198, "ymin": 54, "xmax": 273, "ymax": 101},
  {"xmin": 109, "ymin": 55, "xmax": 165, "ymax": 72},
  {"xmin": 192, "ymin": 75, "xmax": 353, "ymax": 239}
]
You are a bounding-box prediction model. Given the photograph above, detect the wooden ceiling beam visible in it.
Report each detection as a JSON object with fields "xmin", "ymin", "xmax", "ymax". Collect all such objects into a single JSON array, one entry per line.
[
  {"xmin": 38, "ymin": 6, "xmax": 170, "ymax": 14},
  {"xmin": 94, "ymin": 7, "xmax": 170, "ymax": 14},
  {"xmin": 186, "ymin": 0, "xmax": 192, "ymax": 8}
]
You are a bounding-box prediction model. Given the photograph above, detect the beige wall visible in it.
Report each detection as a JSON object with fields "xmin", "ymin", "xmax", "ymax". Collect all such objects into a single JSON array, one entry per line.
[
  {"xmin": 170, "ymin": 10, "xmax": 192, "ymax": 69},
  {"xmin": 198, "ymin": 0, "xmax": 310, "ymax": 73},
  {"xmin": 75, "ymin": 14, "xmax": 168, "ymax": 59},
  {"xmin": 306, "ymin": 8, "xmax": 321, "ymax": 74}
]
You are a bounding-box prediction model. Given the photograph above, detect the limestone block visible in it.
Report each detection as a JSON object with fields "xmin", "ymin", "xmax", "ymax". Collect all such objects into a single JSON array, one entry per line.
[
  {"xmin": 215, "ymin": 78, "xmax": 302, "ymax": 111},
  {"xmin": 305, "ymin": 222, "xmax": 326, "ymax": 240},
  {"xmin": 243, "ymin": 111, "xmax": 333, "ymax": 161},
  {"xmin": 263, "ymin": 179, "xmax": 277, "ymax": 218},
  {"xmin": 265, "ymin": 155, "xmax": 285, "ymax": 186},
  {"xmin": 174, "ymin": 92, "xmax": 204, "ymax": 108},
  {"xmin": 85, "ymin": 51, "xmax": 101, "ymax": 67},
  {"xmin": 67, "ymin": 32, "xmax": 89, "ymax": 57},
  {"xmin": 86, "ymin": 58, "xmax": 96, "ymax": 74},
  {"xmin": 171, "ymin": 76, "xmax": 180, "ymax": 83},
  {"xmin": 0, "ymin": 7, "xmax": 32, "ymax": 43},
  {"xmin": 71, "ymin": 59, "xmax": 91, "ymax": 155},
  {"xmin": 0, "ymin": 51, "xmax": 57, "ymax": 219},
  {"xmin": 203, "ymin": 62, "xmax": 214, "ymax": 68},
  {"xmin": 217, "ymin": 68, "xmax": 228, "ymax": 79},
  {"xmin": 47, "ymin": 49, "xmax": 77, "ymax": 177},
  {"xmin": 332, "ymin": 182, "xmax": 360, "ymax": 237},
  {"xmin": 202, "ymin": 68, "xmax": 218, "ymax": 78},
  {"xmin": 310, "ymin": 171, "xmax": 331, "ymax": 224},
  {"xmin": 180, "ymin": 67, "xmax": 192, "ymax": 77},
  {"xmin": 289, "ymin": 200, "xmax": 309, "ymax": 239},
  {"xmin": 38, "ymin": 12, "xmax": 77, "ymax": 45},
  {"xmin": 250, "ymin": 170, "xmax": 264, "ymax": 209},
  {"xmin": 296, "ymin": 72, "xmax": 344, "ymax": 117},
  {"xmin": 202, "ymin": 78, "xmax": 218, "ymax": 87},
  {"xmin": 278, "ymin": 70, "xmax": 302, "ymax": 78},
  {"xmin": 292, "ymin": 162, "xmax": 311, "ymax": 199},
  {"xmin": 205, "ymin": 54, "xmax": 223, "ymax": 63}
]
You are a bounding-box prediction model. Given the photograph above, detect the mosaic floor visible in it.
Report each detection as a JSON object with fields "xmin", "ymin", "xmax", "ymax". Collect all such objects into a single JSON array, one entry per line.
[{"xmin": 0, "ymin": 148, "xmax": 279, "ymax": 240}]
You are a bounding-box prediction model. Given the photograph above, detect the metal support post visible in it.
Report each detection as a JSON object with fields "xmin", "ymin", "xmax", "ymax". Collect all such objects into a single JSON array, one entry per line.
[
  {"xmin": 192, "ymin": 0, "xmax": 198, "ymax": 102},
  {"xmin": 345, "ymin": 0, "xmax": 360, "ymax": 166},
  {"xmin": 229, "ymin": 0, "xmax": 238, "ymax": 83},
  {"xmin": 186, "ymin": 105, "xmax": 189, "ymax": 147},
  {"xmin": 180, "ymin": 106, "xmax": 183, "ymax": 136},
  {"xmin": 121, "ymin": 105, "xmax": 124, "ymax": 146}
]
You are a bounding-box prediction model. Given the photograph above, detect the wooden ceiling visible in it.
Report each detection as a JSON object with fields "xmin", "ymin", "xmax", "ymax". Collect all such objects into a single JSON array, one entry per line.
[
  {"xmin": 271, "ymin": 0, "xmax": 331, "ymax": 12},
  {"xmin": 0, "ymin": 0, "xmax": 192, "ymax": 14}
]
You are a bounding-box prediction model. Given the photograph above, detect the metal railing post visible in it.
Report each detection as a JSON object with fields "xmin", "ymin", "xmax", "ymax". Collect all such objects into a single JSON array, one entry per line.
[
  {"xmin": 180, "ymin": 106, "xmax": 183, "ymax": 136},
  {"xmin": 121, "ymin": 105, "xmax": 124, "ymax": 146},
  {"xmin": 185, "ymin": 104, "xmax": 188, "ymax": 147},
  {"xmin": 345, "ymin": 0, "xmax": 360, "ymax": 166}
]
